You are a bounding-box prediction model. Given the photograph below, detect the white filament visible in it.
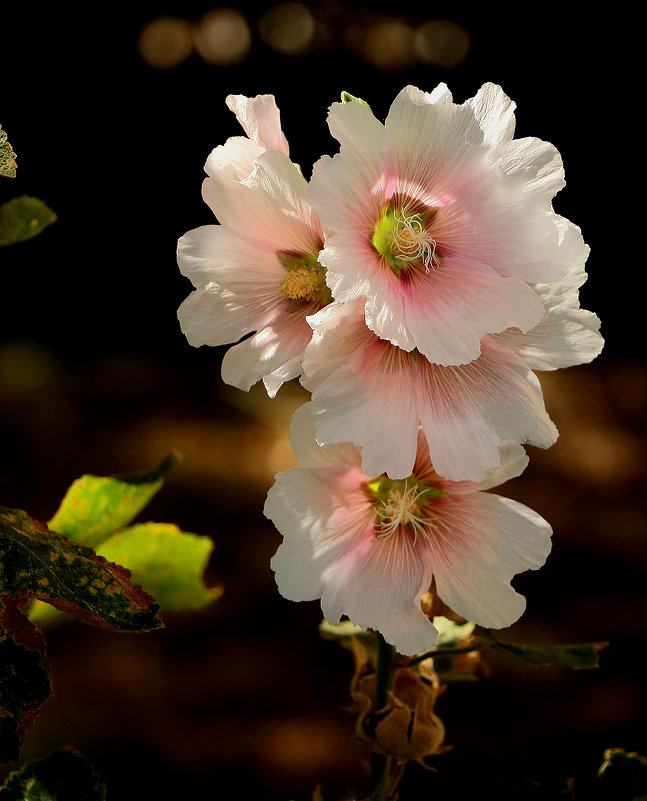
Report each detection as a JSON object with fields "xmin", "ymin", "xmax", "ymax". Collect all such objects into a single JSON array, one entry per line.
[
  {"xmin": 376, "ymin": 482, "xmax": 434, "ymax": 544},
  {"xmin": 391, "ymin": 208, "xmax": 439, "ymax": 271}
]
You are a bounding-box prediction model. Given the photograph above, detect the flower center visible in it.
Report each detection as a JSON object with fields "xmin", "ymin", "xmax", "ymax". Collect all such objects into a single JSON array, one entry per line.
[
  {"xmin": 368, "ymin": 476, "xmax": 445, "ymax": 543},
  {"xmin": 276, "ymin": 250, "xmax": 331, "ymax": 304},
  {"xmin": 372, "ymin": 206, "xmax": 440, "ymax": 276}
]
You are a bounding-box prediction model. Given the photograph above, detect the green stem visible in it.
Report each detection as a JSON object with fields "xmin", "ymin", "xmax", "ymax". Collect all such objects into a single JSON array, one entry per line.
[
  {"xmin": 370, "ymin": 632, "xmax": 398, "ymax": 799},
  {"xmin": 407, "ymin": 639, "xmax": 485, "ymax": 668}
]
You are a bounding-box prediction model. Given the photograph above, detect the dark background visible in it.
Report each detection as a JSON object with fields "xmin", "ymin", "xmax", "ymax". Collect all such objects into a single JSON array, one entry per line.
[{"xmin": 1, "ymin": 4, "xmax": 644, "ymax": 800}]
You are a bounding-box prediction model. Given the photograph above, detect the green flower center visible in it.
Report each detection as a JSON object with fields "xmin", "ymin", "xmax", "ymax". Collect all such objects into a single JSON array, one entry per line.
[
  {"xmin": 367, "ymin": 476, "xmax": 445, "ymax": 542},
  {"xmin": 372, "ymin": 206, "xmax": 440, "ymax": 276},
  {"xmin": 276, "ymin": 250, "xmax": 332, "ymax": 304}
]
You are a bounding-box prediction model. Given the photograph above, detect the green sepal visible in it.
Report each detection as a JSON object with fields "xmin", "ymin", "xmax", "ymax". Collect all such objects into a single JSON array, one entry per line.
[
  {"xmin": 0, "ymin": 748, "xmax": 107, "ymax": 800},
  {"xmin": 340, "ymin": 92, "xmax": 371, "ymax": 110},
  {"xmin": 48, "ymin": 454, "xmax": 179, "ymax": 549},
  {"xmin": 0, "ymin": 196, "xmax": 56, "ymax": 247},
  {"xmin": 0, "ymin": 505, "xmax": 162, "ymax": 633}
]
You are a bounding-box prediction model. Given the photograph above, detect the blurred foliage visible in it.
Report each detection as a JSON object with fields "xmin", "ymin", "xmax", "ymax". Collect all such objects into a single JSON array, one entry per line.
[
  {"xmin": 0, "ymin": 749, "xmax": 106, "ymax": 800},
  {"xmin": 0, "ymin": 196, "xmax": 56, "ymax": 247}
]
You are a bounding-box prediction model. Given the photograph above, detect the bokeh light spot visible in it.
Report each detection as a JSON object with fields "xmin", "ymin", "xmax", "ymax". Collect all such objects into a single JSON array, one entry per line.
[
  {"xmin": 259, "ymin": 3, "xmax": 316, "ymax": 55},
  {"xmin": 194, "ymin": 7, "xmax": 252, "ymax": 66},
  {"xmin": 363, "ymin": 19, "xmax": 417, "ymax": 71},
  {"xmin": 414, "ymin": 19, "xmax": 471, "ymax": 68},
  {"xmin": 137, "ymin": 16, "xmax": 194, "ymax": 69}
]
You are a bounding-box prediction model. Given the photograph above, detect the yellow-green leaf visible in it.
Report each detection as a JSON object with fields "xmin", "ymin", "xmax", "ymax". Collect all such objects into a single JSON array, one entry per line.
[
  {"xmin": 48, "ymin": 454, "xmax": 178, "ymax": 549},
  {"xmin": 0, "ymin": 196, "xmax": 56, "ymax": 247},
  {"xmin": 96, "ymin": 523, "xmax": 221, "ymax": 612}
]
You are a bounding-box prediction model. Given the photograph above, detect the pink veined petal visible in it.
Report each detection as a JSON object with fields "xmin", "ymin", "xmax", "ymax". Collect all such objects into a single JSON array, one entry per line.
[
  {"xmin": 266, "ymin": 463, "xmax": 375, "ymax": 603},
  {"xmin": 426, "ymin": 491, "xmax": 552, "ymax": 629},
  {"xmin": 303, "ymin": 311, "xmax": 419, "ymax": 479},
  {"xmin": 176, "ymin": 225, "xmax": 286, "ymax": 348},
  {"xmin": 319, "ymin": 526, "xmax": 439, "ymax": 656},
  {"xmin": 382, "ymin": 259, "xmax": 546, "ymax": 365},
  {"xmin": 202, "ymin": 150, "xmax": 323, "ymax": 256},
  {"xmin": 415, "ymin": 336, "xmax": 558, "ymax": 481},
  {"xmin": 220, "ymin": 298, "xmax": 318, "ymax": 392},
  {"xmin": 302, "ymin": 303, "xmax": 556, "ymax": 483},
  {"xmin": 226, "ymin": 93, "xmax": 290, "ymax": 156}
]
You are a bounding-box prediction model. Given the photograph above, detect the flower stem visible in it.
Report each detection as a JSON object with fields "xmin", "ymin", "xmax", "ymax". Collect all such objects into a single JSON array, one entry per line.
[
  {"xmin": 407, "ymin": 639, "xmax": 485, "ymax": 668},
  {"xmin": 370, "ymin": 632, "xmax": 398, "ymax": 800}
]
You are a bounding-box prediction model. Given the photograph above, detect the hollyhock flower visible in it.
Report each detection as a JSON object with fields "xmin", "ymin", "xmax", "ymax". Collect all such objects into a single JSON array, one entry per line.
[
  {"xmin": 265, "ymin": 405, "xmax": 552, "ymax": 656},
  {"xmin": 307, "ymin": 83, "xmax": 587, "ymax": 366},
  {"xmin": 177, "ymin": 95, "xmax": 329, "ymax": 397},
  {"xmin": 300, "ymin": 258, "xmax": 602, "ymax": 482}
]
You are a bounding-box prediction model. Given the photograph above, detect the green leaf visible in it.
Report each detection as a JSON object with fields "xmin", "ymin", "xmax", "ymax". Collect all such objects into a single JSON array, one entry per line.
[
  {"xmin": 486, "ymin": 633, "xmax": 608, "ymax": 669},
  {"xmin": 0, "ymin": 125, "xmax": 17, "ymax": 178},
  {"xmin": 0, "ymin": 748, "xmax": 106, "ymax": 800},
  {"xmin": 48, "ymin": 454, "xmax": 179, "ymax": 549},
  {"xmin": 0, "ymin": 197, "xmax": 56, "ymax": 247},
  {"xmin": 95, "ymin": 523, "xmax": 221, "ymax": 612},
  {"xmin": 0, "ymin": 506, "xmax": 162, "ymax": 633},
  {"xmin": 0, "ymin": 598, "xmax": 52, "ymax": 773}
]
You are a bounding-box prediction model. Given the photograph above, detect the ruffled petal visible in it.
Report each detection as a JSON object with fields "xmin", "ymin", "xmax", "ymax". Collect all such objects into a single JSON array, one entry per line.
[
  {"xmin": 220, "ymin": 299, "xmax": 316, "ymax": 392},
  {"xmin": 303, "ymin": 302, "xmax": 556, "ymax": 483},
  {"xmin": 319, "ymin": 528, "xmax": 438, "ymax": 656},
  {"xmin": 226, "ymin": 93, "xmax": 290, "ymax": 155},
  {"xmin": 203, "ymin": 150, "xmax": 323, "ymax": 256},
  {"xmin": 267, "ymin": 463, "xmax": 372, "ymax": 602},
  {"xmin": 177, "ymin": 225, "xmax": 284, "ymax": 347},
  {"xmin": 427, "ymin": 491, "xmax": 552, "ymax": 628},
  {"xmin": 501, "ymin": 257, "xmax": 604, "ymax": 370}
]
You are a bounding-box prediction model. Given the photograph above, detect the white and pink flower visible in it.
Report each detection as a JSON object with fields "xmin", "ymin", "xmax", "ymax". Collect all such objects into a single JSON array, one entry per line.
[
  {"xmin": 307, "ymin": 83, "xmax": 587, "ymax": 367},
  {"xmin": 177, "ymin": 95, "xmax": 329, "ymax": 397},
  {"xmin": 300, "ymin": 258, "xmax": 603, "ymax": 482},
  {"xmin": 266, "ymin": 405, "xmax": 552, "ymax": 656}
]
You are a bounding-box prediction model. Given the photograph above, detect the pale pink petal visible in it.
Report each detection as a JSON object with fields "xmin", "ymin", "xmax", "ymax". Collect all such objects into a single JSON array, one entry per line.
[
  {"xmin": 386, "ymin": 260, "xmax": 545, "ymax": 365},
  {"xmin": 177, "ymin": 225, "xmax": 284, "ymax": 347},
  {"xmin": 302, "ymin": 303, "xmax": 557, "ymax": 482},
  {"xmin": 221, "ymin": 300, "xmax": 318, "ymax": 393},
  {"xmin": 466, "ymin": 83, "xmax": 517, "ymax": 149},
  {"xmin": 427, "ymin": 491, "xmax": 552, "ymax": 629},
  {"xmin": 462, "ymin": 441, "xmax": 529, "ymax": 493},
  {"xmin": 226, "ymin": 93, "xmax": 290, "ymax": 155},
  {"xmin": 415, "ymin": 337, "xmax": 558, "ymax": 481},
  {"xmin": 203, "ymin": 150, "xmax": 323, "ymax": 257},
  {"xmin": 319, "ymin": 529, "xmax": 438, "ymax": 656},
  {"xmin": 266, "ymin": 463, "xmax": 375, "ymax": 603},
  {"xmin": 501, "ymin": 257, "xmax": 604, "ymax": 369},
  {"xmin": 205, "ymin": 137, "xmax": 264, "ymax": 182}
]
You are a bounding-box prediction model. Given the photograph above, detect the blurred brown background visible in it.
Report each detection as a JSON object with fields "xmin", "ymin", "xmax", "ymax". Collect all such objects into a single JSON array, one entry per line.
[{"xmin": 0, "ymin": 3, "xmax": 643, "ymax": 799}]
